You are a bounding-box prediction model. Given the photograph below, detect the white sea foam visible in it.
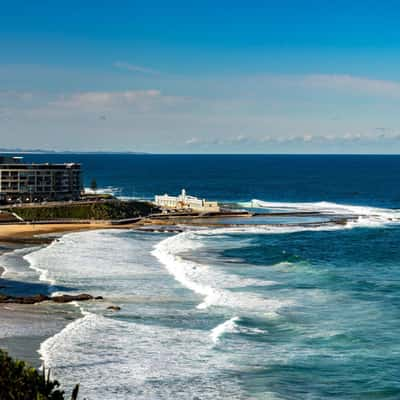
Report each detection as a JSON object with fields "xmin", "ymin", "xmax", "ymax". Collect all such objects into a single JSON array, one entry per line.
[
  {"xmin": 210, "ymin": 316, "xmax": 240, "ymax": 344},
  {"xmin": 211, "ymin": 317, "xmax": 269, "ymax": 344},
  {"xmin": 21, "ymin": 229, "xmax": 151, "ymax": 293},
  {"xmin": 33, "ymin": 230, "xmax": 249, "ymax": 398},
  {"xmin": 191, "ymin": 223, "xmax": 350, "ymax": 237},
  {"xmin": 243, "ymin": 199, "xmax": 400, "ymax": 227},
  {"xmin": 24, "ymin": 248, "xmax": 56, "ymax": 286},
  {"xmin": 40, "ymin": 308, "xmax": 245, "ymax": 399},
  {"xmin": 84, "ymin": 186, "xmax": 121, "ymax": 195},
  {"xmin": 0, "ymin": 246, "xmax": 44, "ymax": 282},
  {"xmin": 1, "ymin": 264, "xmax": 8, "ymax": 277},
  {"xmin": 151, "ymin": 203, "xmax": 398, "ymax": 320},
  {"xmin": 84, "ymin": 186, "xmax": 152, "ymax": 202},
  {"xmin": 21, "ymin": 236, "xmax": 71, "ymax": 287},
  {"xmin": 39, "ymin": 309, "xmax": 95, "ymax": 370},
  {"xmin": 152, "ymin": 231, "xmax": 288, "ymax": 312}
]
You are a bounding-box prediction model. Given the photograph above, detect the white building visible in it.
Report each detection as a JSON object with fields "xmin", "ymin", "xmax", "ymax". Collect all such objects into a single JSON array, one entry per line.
[{"xmin": 155, "ymin": 189, "xmax": 220, "ymax": 212}]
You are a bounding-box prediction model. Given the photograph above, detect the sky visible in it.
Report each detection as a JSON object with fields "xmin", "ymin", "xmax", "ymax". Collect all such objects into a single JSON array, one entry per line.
[{"xmin": 2, "ymin": 0, "xmax": 400, "ymax": 153}]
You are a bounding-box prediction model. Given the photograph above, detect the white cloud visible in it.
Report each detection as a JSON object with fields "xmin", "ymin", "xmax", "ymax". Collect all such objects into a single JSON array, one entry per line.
[
  {"xmin": 52, "ymin": 90, "xmax": 161, "ymax": 108},
  {"xmin": 301, "ymin": 74, "xmax": 400, "ymax": 97},
  {"xmin": 185, "ymin": 137, "xmax": 200, "ymax": 145},
  {"xmin": 303, "ymin": 134, "xmax": 313, "ymax": 142},
  {"xmin": 48, "ymin": 90, "xmax": 191, "ymax": 114},
  {"xmin": 182, "ymin": 132, "xmax": 400, "ymax": 149},
  {"xmin": 113, "ymin": 61, "xmax": 160, "ymax": 75}
]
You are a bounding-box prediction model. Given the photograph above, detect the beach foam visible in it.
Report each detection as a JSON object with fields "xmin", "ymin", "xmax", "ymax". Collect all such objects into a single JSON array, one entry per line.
[
  {"xmin": 27, "ymin": 229, "xmax": 246, "ymax": 398},
  {"xmin": 152, "ymin": 231, "xmax": 288, "ymax": 313},
  {"xmin": 210, "ymin": 316, "xmax": 240, "ymax": 344},
  {"xmin": 24, "ymin": 240, "xmax": 59, "ymax": 286},
  {"xmin": 40, "ymin": 310, "xmax": 246, "ymax": 399},
  {"xmin": 0, "ymin": 246, "xmax": 45, "ymax": 283},
  {"xmin": 243, "ymin": 199, "xmax": 400, "ymax": 227}
]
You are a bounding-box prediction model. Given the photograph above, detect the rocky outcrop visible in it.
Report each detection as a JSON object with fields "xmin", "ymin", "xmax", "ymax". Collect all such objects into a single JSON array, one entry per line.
[
  {"xmin": 107, "ymin": 305, "xmax": 121, "ymax": 311},
  {"xmin": 52, "ymin": 293, "xmax": 93, "ymax": 303},
  {"xmin": 0, "ymin": 293, "xmax": 102, "ymax": 304}
]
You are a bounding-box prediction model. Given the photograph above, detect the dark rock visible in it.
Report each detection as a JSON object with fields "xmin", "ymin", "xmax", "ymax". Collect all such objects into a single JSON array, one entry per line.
[
  {"xmin": 0, "ymin": 294, "xmax": 10, "ymax": 302},
  {"xmin": 52, "ymin": 294, "xmax": 94, "ymax": 303},
  {"xmin": 95, "ymin": 296, "xmax": 104, "ymax": 300},
  {"xmin": 0, "ymin": 293, "xmax": 49, "ymax": 304},
  {"xmin": 107, "ymin": 305, "xmax": 121, "ymax": 311},
  {"xmin": 28, "ymin": 294, "xmax": 49, "ymax": 304},
  {"xmin": 0, "ymin": 292, "xmax": 99, "ymax": 304}
]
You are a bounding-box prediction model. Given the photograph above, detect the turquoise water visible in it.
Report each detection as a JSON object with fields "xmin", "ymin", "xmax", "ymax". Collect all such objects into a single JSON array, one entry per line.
[
  {"xmin": 2, "ymin": 154, "xmax": 400, "ymax": 399},
  {"xmin": 16, "ymin": 219, "xmax": 399, "ymax": 400}
]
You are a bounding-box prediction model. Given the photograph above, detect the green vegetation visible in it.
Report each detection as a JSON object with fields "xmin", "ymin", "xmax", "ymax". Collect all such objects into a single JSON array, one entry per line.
[
  {"xmin": 0, "ymin": 349, "xmax": 79, "ymax": 400},
  {"xmin": 7, "ymin": 200, "xmax": 157, "ymax": 221}
]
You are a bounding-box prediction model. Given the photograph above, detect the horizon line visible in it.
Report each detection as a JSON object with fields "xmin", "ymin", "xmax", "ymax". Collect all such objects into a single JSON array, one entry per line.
[{"xmin": 1, "ymin": 151, "xmax": 400, "ymax": 156}]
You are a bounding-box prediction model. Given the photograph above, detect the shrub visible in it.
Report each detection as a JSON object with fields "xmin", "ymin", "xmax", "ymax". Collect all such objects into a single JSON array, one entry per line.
[
  {"xmin": 7, "ymin": 199, "xmax": 158, "ymax": 221},
  {"xmin": 0, "ymin": 349, "xmax": 79, "ymax": 400}
]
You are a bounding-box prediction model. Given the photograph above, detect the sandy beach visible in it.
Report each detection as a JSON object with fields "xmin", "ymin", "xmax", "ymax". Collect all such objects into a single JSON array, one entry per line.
[{"xmin": 0, "ymin": 222, "xmax": 131, "ymax": 241}]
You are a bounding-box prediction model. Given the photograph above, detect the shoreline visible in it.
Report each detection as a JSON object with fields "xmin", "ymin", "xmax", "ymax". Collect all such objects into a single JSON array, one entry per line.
[
  {"xmin": 0, "ymin": 213, "xmax": 349, "ymax": 368},
  {"xmin": 0, "ymin": 220, "xmax": 175, "ymax": 367},
  {"xmin": 0, "ymin": 225, "xmax": 110, "ymax": 367},
  {"xmin": 0, "ymin": 222, "xmax": 140, "ymax": 242}
]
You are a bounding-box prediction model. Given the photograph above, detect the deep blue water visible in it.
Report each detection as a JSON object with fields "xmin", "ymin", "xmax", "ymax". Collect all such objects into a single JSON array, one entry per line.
[
  {"xmin": 22, "ymin": 154, "xmax": 400, "ymax": 207},
  {"xmin": 3, "ymin": 154, "xmax": 400, "ymax": 399}
]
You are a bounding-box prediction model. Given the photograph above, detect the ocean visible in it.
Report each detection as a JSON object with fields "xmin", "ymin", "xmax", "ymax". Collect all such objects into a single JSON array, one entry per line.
[{"xmin": 1, "ymin": 154, "xmax": 400, "ymax": 399}]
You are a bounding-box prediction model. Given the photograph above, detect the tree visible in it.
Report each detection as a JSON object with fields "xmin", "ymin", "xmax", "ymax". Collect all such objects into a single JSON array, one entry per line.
[
  {"xmin": 90, "ymin": 178, "xmax": 98, "ymax": 194},
  {"xmin": 0, "ymin": 349, "xmax": 79, "ymax": 399}
]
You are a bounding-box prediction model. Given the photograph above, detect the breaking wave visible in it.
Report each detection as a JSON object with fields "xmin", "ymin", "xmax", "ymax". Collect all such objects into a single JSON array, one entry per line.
[
  {"xmin": 210, "ymin": 317, "xmax": 240, "ymax": 344},
  {"xmin": 210, "ymin": 317, "xmax": 268, "ymax": 344},
  {"xmin": 84, "ymin": 186, "xmax": 121, "ymax": 195},
  {"xmin": 240, "ymin": 199, "xmax": 400, "ymax": 227},
  {"xmin": 152, "ymin": 231, "xmax": 288, "ymax": 313}
]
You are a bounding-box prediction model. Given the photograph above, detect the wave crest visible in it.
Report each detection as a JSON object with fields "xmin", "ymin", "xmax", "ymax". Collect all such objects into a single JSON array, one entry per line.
[{"xmin": 241, "ymin": 199, "xmax": 400, "ymax": 228}]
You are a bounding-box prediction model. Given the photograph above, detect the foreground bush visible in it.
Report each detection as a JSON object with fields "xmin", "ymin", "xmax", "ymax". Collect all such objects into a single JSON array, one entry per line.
[{"xmin": 0, "ymin": 349, "xmax": 79, "ymax": 400}]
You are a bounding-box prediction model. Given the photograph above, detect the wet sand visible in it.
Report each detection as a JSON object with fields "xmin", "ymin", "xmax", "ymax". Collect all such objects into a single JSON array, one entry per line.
[
  {"xmin": 0, "ymin": 301, "xmax": 80, "ymax": 368},
  {"xmin": 0, "ymin": 222, "xmax": 132, "ymax": 242},
  {"xmin": 0, "ymin": 222, "xmax": 141, "ymax": 366},
  {"xmin": 0, "ymin": 226, "xmax": 99, "ymax": 367}
]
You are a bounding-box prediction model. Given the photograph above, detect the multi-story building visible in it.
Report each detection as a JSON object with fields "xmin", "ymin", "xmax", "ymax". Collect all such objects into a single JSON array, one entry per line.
[
  {"xmin": 0, "ymin": 156, "xmax": 82, "ymax": 204},
  {"xmin": 155, "ymin": 189, "xmax": 220, "ymax": 212}
]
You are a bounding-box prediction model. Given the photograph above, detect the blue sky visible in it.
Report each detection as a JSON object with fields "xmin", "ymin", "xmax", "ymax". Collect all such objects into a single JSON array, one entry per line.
[{"xmin": 2, "ymin": 0, "xmax": 400, "ymax": 153}]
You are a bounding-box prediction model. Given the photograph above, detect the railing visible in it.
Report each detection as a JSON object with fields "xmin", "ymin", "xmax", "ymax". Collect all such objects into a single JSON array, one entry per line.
[{"xmin": 0, "ymin": 217, "xmax": 142, "ymax": 225}]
